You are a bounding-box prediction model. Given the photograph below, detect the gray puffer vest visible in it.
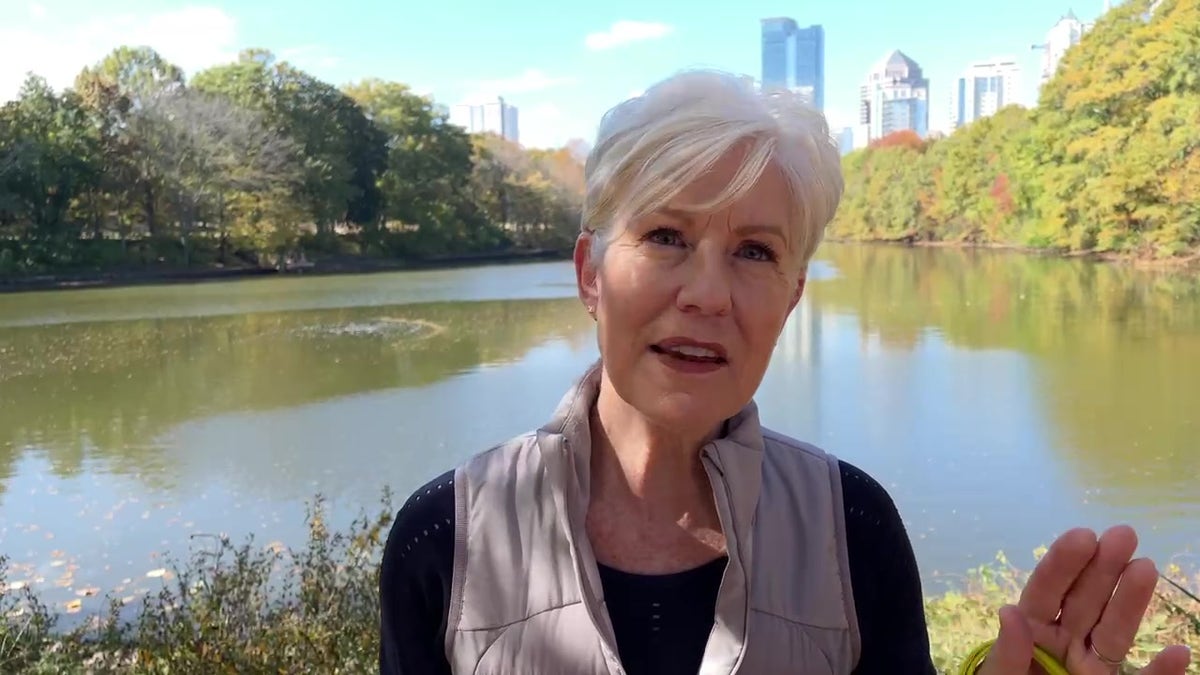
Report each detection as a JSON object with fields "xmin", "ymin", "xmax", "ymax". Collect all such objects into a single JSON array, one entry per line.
[{"xmin": 445, "ymin": 364, "xmax": 861, "ymax": 674}]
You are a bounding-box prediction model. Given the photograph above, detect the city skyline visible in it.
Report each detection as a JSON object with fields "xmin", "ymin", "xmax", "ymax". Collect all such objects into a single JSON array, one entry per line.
[
  {"xmin": 449, "ymin": 95, "xmax": 521, "ymax": 144},
  {"xmin": 760, "ymin": 17, "xmax": 825, "ymax": 111},
  {"xmin": 859, "ymin": 50, "xmax": 930, "ymax": 141},
  {"xmin": 950, "ymin": 57, "xmax": 1021, "ymax": 130},
  {"xmin": 0, "ymin": 0, "xmax": 1122, "ymax": 149}
]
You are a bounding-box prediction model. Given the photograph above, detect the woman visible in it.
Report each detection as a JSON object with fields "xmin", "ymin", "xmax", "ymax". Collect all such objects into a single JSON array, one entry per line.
[{"xmin": 379, "ymin": 70, "xmax": 1192, "ymax": 674}]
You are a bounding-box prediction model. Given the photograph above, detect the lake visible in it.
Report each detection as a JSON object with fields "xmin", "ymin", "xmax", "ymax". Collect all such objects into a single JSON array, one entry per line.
[{"xmin": 1, "ymin": 244, "xmax": 1197, "ymax": 617}]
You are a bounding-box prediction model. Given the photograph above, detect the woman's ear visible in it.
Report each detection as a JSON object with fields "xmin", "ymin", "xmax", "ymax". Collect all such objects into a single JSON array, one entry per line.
[
  {"xmin": 574, "ymin": 231, "xmax": 600, "ymax": 317},
  {"xmin": 788, "ymin": 275, "xmax": 807, "ymax": 313}
]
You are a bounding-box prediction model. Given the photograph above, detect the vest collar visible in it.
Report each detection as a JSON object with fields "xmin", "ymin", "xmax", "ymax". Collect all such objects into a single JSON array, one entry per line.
[
  {"xmin": 538, "ymin": 359, "xmax": 766, "ymax": 520},
  {"xmin": 535, "ymin": 360, "xmax": 766, "ymax": 672}
]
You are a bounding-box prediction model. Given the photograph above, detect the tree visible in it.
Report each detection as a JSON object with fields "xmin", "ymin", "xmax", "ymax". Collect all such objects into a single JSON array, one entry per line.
[
  {"xmin": 193, "ymin": 50, "xmax": 382, "ymax": 237},
  {"xmin": 0, "ymin": 76, "xmax": 99, "ymax": 266},
  {"xmin": 344, "ymin": 78, "xmax": 492, "ymax": 253},
  {"xmin": 832, "ymin": 0, "xmax": 1200, "ymax": 260},
  {"xmin": 130, "ymin": 88, "xmax": 303, "ymax": 262}
]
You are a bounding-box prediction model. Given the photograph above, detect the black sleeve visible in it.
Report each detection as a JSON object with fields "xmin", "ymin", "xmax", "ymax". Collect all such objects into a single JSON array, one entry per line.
[
  {"xmin": 379, "ymin": 469, "xmax": 457, "ymax": 675},
  {"xmin": 839, "ymin": 460, "xmax": 938, "ymax": 675}
]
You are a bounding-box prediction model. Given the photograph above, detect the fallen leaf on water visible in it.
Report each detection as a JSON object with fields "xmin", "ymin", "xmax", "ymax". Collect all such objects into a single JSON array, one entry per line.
[
  {"xmin": 7, "ymin": 581, "xmax": 25, "ymax": 591},
  {"xmin": 76, "ymin": 587, "xmax": 100, "ymax": 597},
  {"xmin": 65, "ymin": 599, "xmax": 82, "ymax": 614},
  {"xmin": 146, "ymin": 568, "xmax": 167, "ymax": 578},
  {"xmin": 50, "ymin": 560, "xmax": 65, "ymax": 568},
  {"xmin": 121, "ymin": 596, "xmax": 136, "ymax": 605},
  {"xmin": 50, "ymin": 550, "xmax": 65, "ymax": 559}
]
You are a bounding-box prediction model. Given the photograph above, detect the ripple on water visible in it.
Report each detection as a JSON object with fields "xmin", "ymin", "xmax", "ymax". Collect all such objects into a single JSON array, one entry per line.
[{"xmin": 294, "ymin": 317, "xmax": 445, "ymax": 341}]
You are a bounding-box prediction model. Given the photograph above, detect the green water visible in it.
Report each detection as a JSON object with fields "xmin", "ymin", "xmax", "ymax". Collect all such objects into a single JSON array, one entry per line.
[{"xmin": 0, "ymin": 245, "xmax": 1196, "ymax": 615}]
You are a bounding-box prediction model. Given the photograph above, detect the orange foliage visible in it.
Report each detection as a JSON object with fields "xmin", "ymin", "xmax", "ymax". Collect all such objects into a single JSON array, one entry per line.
[{"xmin": 869, "ymin": 129, "xmax": 926, "ymax": 152}]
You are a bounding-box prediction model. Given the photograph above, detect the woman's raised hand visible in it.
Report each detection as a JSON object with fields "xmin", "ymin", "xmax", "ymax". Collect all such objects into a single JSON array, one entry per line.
[{"xmin": 977, "ymin": 526, "xmax": 1191, "ymax": 675}]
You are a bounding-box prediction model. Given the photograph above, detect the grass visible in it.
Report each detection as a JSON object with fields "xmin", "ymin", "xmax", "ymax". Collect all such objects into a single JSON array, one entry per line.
[{"xmin": 2, "ymin": 493, "xmax": 1196, "ymax": 674}]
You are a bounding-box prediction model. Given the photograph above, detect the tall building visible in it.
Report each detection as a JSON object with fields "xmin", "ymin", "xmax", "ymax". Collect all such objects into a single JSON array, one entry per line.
[
  {"xmin": 1033, "ymin": 11, "xmax": 1086, "ymax": 86},
  {"xmin": 760, "ymin": 17, "xmax": 825, "ymax": 110},
  {"xmin": 836, "ymin": 127, "xmax": 855, "ymax": 155},
  {"xmin": 950, "ymin": 57, "xmax": 1021, "ymax": 129},
  {"xmin": 449, "ymin": 96, "xmax": 520, "ymax": 144},
  {"xmin": 859, "ymin": 50, "xmax": 930, "ymax": 142}
]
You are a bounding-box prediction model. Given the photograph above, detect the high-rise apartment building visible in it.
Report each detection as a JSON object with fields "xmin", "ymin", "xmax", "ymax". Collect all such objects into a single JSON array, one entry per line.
[
  {"xmin": 950, "ymin": 57, "xmax": 1021, "ymax": 129},
  {"xmin": 760, "ymin": 17, "xmax": 825, "ymax": 110},
  {"xmin": 449, "ymin": 96, "xmax": 520, "ymax": 144},
  {"xmin": 1034, "ymin": 11, "xmax": 1086, "ymax": 86},
  {"xmin": 859, "ymin": 50, "xmax": 929, "ymax": 141}
]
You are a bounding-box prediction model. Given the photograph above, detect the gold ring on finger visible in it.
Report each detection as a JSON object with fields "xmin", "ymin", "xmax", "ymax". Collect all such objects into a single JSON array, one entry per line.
[{"xmin": 1087, "ymin": 635, "xmax": 1124, "ymax": 668}]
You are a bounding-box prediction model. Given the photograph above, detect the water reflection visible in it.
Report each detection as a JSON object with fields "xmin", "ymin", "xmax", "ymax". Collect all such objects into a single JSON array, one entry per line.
[
  {"xmin": 796, "ymin": 245, "xmax": 1200, "ymax": 570},
  {"xmin": 0, "ymin": 297, "xmax": 592, "ymax": 491},
  {"xmin": 1, "ymin": 249, "xmax": 1197, "ymax": 612}
]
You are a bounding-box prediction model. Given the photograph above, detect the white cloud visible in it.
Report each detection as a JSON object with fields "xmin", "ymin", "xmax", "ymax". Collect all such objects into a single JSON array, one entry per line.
[
  {"xmin": 28, "ymin": 3, "xmax": 47, "ymax": 19},
  {"xmin": 518, "ymin": 102, "xmax": 594, "ymax": 150},
  {"xmin": 0, "ymin": 5, "xmax": 238, "ymax": 101},
  {"xmin": 584, "ymin": 20, "xmax": 674, "ymax": 51}
]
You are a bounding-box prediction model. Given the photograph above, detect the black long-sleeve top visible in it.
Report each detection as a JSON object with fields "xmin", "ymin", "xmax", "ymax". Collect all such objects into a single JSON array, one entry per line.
[{"xmin": 379, "ymin": 460, "xmax": 937, "ymax": 675}]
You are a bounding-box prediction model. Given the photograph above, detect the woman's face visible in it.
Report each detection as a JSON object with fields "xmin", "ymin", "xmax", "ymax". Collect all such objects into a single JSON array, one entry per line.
[{"xmin": 575, "ymin": 151, "xmax": 807, "ymax": 433}]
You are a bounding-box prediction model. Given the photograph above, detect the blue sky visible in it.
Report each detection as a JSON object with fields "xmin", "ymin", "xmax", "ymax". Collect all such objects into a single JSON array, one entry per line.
[{"xmin": 2, "ymin": 0, "xmax": 1110, "ymax": 148}]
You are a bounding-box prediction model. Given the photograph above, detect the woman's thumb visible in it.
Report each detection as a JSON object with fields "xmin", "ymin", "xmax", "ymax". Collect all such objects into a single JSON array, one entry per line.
[{"xmin": 974, "ymin": 605, "xmax": 1035, "ymax": 675}]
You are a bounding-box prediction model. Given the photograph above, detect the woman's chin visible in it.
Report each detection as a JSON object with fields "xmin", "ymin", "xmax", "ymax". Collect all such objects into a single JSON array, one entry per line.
[{"xmin": 635, "ymin": 395, "xmax": 737, "ymax": 438}]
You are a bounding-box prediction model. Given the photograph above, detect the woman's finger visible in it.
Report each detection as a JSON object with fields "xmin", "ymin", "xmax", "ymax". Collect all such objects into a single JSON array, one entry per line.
[
  {"xmin": 1059, "ymin": 525, "xmax": 1139, "ymax": 637},
  {"xmin": 1137, "ymin": 644, "xmax": 1192, "ymax": 675},
  {"xmin": 1017, "ymin": 528, "xmax": 1098, "ymax": 624},
  {"xmin": 1086, "ymin": 558, "xmax": 1158, "ymax": 668},
  {"xmin": 975, "ymin": 605, "xmax": 1034, "ymax": 675}
]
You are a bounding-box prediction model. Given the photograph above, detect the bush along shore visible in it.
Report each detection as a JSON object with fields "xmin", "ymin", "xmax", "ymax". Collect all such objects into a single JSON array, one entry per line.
[{"xmin": 1, "ymin": 493, "xmax": 1197, "ymax": 674}]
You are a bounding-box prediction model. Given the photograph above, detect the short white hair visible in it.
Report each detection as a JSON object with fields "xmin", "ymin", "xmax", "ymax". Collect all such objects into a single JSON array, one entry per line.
[{"xmin": 582, "ymin": 69, "xmax": 843, "ymax": 268}]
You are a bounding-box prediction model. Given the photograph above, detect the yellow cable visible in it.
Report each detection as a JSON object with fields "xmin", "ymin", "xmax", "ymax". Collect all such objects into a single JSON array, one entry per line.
[{"xmin": 959, "ymin": 639, "xmax": 1071, "ymax": 675}]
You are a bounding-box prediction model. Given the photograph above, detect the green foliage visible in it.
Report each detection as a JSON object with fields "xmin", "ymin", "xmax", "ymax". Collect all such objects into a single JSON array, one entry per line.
[
  {"xmin": 0, "ymin": 47, "xmax": 581, "ymax": 279},
  {"xmin": 1, "ymin": 498, "xmax": 1194, "ymax": 673},
  {"xmin": 832, "ymin": 0, "xmax": 1200, "ymax": 260},
  {"xmin": 0, "ymin": 493, "xmax": 393, "ymax": 674},
  {"xmin": 925, "ymin": 551, "xmax": 1200, "ymax": 674}
]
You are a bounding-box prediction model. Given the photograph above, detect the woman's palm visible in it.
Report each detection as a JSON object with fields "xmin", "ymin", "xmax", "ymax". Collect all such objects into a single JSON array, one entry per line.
[{"xmin": 979, "ymin": 526, "xmax": 1191, "ymax": 675}]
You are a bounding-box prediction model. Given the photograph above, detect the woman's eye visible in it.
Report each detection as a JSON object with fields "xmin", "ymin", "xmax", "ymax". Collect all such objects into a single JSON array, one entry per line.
[
  {"xmin": 740, "ymin": 242, "xmax": 778, "ymax": 262},
  {"xmin": 646, "ymin": 228, "xmax": 684, "ymax": 247}
]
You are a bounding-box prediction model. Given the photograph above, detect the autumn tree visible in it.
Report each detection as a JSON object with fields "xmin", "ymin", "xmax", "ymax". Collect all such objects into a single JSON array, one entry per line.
[{"xmin": 833, "ymin": 0, "xmax": 1199, "ymax": 260}]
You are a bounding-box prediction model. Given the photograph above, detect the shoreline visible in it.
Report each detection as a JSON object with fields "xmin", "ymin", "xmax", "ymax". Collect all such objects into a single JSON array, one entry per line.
[
  {"xmin": 0, "ymin": 248, "xmax": 571, "ymax": 295},
  {"xmin": 823, "ymin": 237, "xmax": 1200, "ymax": 270},
  {"xmin": 3, "ymin": 239, "xmax": 1196, "ymax": 296}
]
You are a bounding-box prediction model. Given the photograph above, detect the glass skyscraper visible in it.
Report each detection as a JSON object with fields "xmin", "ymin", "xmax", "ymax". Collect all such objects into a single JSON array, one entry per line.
[{"xmin": 760, "ymin": 17, "xmax": 825, "ymax": 111}]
